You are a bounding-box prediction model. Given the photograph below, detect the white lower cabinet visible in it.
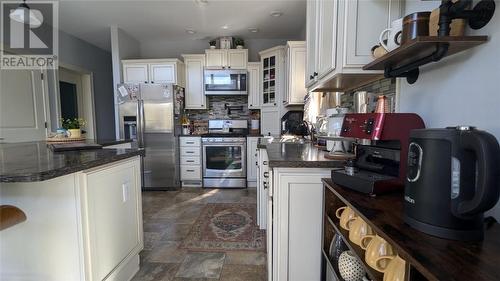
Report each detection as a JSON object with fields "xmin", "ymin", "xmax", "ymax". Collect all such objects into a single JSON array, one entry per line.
[
  {"xmin": 269, "ymin": 167, "xmax": 331, "ymax": 281},
  {"xmin": 257, "ymin": 148, "xmax": 269, "ymax": 230},
  {"xmin": 81, "ymin": 157, "xmax": 143, "ymax": 281},
  {"xmin": 180, "ymin": 136, "xmax": 202, "ymax": 186},
  {"xmin": 0, "ymin": 157, "xmax": 143, "ymax": 281},
  {"xmin": 246, "ymin": 137, "xmax": 259, "ymax": 185}
]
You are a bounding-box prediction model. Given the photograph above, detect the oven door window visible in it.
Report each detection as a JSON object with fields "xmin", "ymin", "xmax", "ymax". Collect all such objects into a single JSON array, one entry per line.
[
  {"xmin": 205, "ymin": 72, "xmax": 242, "ymax": 91},
  {"xmin": 205, "ymin": 146, "xmax": 242, "ymax": 170}
]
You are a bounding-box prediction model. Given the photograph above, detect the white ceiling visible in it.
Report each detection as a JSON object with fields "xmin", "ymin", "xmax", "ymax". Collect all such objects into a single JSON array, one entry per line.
[{"xmin": 56, "ymin": 0, "xmax": 307, "ymax": 51}]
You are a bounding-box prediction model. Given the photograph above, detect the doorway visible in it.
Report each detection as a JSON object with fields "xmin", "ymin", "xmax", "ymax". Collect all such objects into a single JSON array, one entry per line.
[{"xmin": 57, "ymin": 66, "xmax": 96, "ymax": 139}]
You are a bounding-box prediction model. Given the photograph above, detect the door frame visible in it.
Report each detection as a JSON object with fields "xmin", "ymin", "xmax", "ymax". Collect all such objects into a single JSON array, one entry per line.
[{"xmin": 56, "ymin": 63, "xmax": 96, "ymax": 139}]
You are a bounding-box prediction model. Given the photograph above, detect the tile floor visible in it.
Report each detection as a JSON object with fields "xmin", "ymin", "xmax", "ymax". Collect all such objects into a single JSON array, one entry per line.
[{"xmin": 132, "ymin": 187, "xmax": 267, "ymax": 281}]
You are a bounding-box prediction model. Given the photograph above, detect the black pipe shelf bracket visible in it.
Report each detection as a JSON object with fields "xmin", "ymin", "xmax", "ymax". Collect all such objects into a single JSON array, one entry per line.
[{"xmin": 383, "ymin": 0, "xmax": 496, "ymax": 84}]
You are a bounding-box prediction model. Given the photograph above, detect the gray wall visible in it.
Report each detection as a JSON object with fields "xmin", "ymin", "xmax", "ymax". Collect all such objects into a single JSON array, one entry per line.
[
  {"xmin": 57, "ymin": 30, "xmax": 115, "ymax": 140},
  {"xmin": 140, "ymin": 38, "xmax": 293, "ymax": 61},
  {"xmin": 399, "ymin": 1, "xmax": 500, "ymax": 219}
]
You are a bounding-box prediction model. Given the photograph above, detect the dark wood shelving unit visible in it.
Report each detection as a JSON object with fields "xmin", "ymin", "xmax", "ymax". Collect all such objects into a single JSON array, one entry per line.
[
  {"xmin": 322, "ymin": 178, "xmax": 500, "ymax": 281},
  {"xmin": 364, "ymin": 36, "xmax": 488, "ymax": 71},
  {"xmin": 326, "ymin": 215, "xmax": 383, "ymax": 281}
]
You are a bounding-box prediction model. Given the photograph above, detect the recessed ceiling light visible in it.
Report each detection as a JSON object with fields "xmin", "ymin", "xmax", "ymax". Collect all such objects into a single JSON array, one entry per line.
[
  {"xmin": 248, "ymin": 27, "xmax": 259, "ymax": 33},
  {"xmin": 270, "ymin": 11, "xmax": 283, "ymax": 17},
  {"xmin": 186, "ymin": 29, "xmax": 196, "ymax": 34},
  {"xmin": 194, "ymin": 0, "xmax": 208, "ymax": 6},
  {"xmin": 221, "ymin": 25, "xmax": 230, "ymax": 30}
]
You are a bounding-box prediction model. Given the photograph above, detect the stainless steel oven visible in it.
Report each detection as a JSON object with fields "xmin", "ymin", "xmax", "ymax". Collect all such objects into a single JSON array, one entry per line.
[
  {"xmin": 202, "ymin": 137, "xmax": 247, "ymax": 188},
  {"xmin": 204, "ymin": 69, "xmax": 247, "ymax": 95}
]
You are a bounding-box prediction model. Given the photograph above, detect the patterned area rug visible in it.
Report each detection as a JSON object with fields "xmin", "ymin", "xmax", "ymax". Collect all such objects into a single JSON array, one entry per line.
[{"xmin": 180, "ymin": 203, "xmax": 265, "ymax": 251}]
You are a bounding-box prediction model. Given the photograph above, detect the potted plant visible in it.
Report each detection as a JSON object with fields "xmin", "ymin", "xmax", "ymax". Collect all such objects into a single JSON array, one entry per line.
[
  {"xmin": 60, "ymin": 118, "xmax": 86, "ymax": 139},
  {"xmin": 233, "ymin": 37, "xmax": 244, "ymax": 49},
  {"xmin": 209, "ymin": 39, "xmax": 217, "ymax": 49}
]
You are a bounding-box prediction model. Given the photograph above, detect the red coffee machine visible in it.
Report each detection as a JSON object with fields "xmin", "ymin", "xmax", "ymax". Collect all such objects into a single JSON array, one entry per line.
[{"xmin": 331, "ymin": 113, "xmax": 425, "ymax": 195}]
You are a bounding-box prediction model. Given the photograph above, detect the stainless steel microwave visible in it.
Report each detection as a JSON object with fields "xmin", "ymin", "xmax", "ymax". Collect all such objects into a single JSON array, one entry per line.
[{"xmin": 204, "ymin": 69, "xmax": 247, "ymax": 95}]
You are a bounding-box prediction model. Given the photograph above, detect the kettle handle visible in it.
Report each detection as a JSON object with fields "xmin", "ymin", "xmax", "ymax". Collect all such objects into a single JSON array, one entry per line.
[{"xmin": 457, "ymin": 132, "xmax": 500, "ymax": 216}]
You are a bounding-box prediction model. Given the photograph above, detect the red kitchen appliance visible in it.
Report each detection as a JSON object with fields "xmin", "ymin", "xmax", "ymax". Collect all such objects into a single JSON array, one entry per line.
[{"xmin": 331, "ymin": 113, "xmax": 425, "ymax": 194}]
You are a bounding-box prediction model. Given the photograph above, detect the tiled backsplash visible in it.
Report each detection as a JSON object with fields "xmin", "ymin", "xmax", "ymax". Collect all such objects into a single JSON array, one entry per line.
[{"xmin": 186, "ymin": 96, "xmax": 255, "ymax": 120}]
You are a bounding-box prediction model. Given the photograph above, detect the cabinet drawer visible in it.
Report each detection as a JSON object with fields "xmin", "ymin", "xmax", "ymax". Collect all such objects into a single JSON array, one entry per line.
[
  {"xmin": 180, "ymin": 165, "xmax": 202, "ymax": 180},
  {"xmin": 180, "ymin": 147, "xmax": 200, "ymax": 157},
  {"xmin": 180, "ymin": 137, "xmax": 201, "ymax": 147},
  {"xmin": 180, "ymin": 156, "xmax": 201, "ymax": 165}
]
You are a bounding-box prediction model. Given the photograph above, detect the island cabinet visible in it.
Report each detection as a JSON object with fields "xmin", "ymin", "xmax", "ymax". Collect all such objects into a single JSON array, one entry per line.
[
  {"xmin": 322, "ymin": 179, "xmax": 500, "ymax": 281},
  {"xmin": 0, "ymin": 156, "xmax": 143, "ymax": 281},
  {"xmin": 306, "ymin": 0, "xmax": 403, "ymax": 91}
]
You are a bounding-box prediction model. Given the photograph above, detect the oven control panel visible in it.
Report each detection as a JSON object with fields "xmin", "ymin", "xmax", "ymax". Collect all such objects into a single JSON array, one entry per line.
[{"xmin": 202, "ymin": 137, "xmax": 246, "ymax": 143}]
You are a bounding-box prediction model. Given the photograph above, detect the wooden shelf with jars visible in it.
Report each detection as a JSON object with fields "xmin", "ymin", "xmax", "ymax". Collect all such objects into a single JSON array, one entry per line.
[{"xmin": 322, "ymin": 178, "xmax": 500, "ymax": 281}]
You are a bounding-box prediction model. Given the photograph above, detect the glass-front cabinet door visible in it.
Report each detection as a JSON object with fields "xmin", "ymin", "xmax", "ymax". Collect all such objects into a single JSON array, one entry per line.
[{"xmin": 262, "ymin": 54, "xmax": 277, "ymax": 107}]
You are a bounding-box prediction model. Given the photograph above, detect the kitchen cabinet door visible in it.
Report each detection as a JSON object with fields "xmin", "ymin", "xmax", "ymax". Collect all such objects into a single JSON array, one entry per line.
[
  {"xmin": 149, "ymin": 63, "xmax": 175, "ymax": 84},
  {"xmin": 317, "ymin": 0, "xmax": 338, "ymax": 79},
  {"xmin": 123, "ymin": 63, "xmax": 149, "ymax": 83},
  {"xmin": 183, "ymin": 55, "xmax": 207, "ymax": 109},
  {"xmin": 285, "ymin": 42, "xmax": 307, "ymax": 106},
  {"xmin": 306, "ymin": 0, "xmax": 318, "ymax": 87},
  {"xmin": 205, "ymin": 49, "xmax": 226, "ymax": 69},
  {"xmin": 227, "ymin": 49, "xmax": 248, "ymax": 69},
  {"xmin": 343, "ymin": 0, "xmax": 402, "ymax": 67},
  {"xmin": 247, "ymin": 137, "xmax": 259, "ymax": 182},
  {"xmin": 247, "ymin": 62, "xmax": 261, "ymax": 109},
  {"xmin": 261, "ymin": 108, "xmax": 280, "ymax": 137},
  {"xmin": 82, "ymin": 158, "xmax": 142, "ymax": 281}
]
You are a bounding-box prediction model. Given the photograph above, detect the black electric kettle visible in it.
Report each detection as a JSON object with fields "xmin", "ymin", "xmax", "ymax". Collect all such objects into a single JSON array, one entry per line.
[{"xmin": 404, "ymin": 126, "xmax": 500, "ymax": 241}]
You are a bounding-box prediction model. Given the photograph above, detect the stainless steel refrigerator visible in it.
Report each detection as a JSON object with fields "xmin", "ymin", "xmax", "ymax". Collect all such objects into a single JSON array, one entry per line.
[{"xmin": 116, "ymin": 83, "xmax": 184, "ymax": 190}]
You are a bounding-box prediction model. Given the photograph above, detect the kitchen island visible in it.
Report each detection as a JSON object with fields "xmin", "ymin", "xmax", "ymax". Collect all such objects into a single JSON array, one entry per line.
[
  {"xmin": 0, "ymin": 141, "xmax": 144, "ymax": 281},
  {"xmin": 257, "ymin": 139, "xmax": 344, "ymax": 281}
]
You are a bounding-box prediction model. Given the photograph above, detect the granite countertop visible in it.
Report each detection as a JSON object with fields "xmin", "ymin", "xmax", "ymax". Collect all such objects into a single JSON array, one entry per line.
[
  {"xmin": 96, "ymin": 138, "xmax": 134, "ymax": 146},
  {"xmin": 258, "ymin": 138, "xmax": 346, "ymax": 168},
  {"xmin": 0, "ymin": 141, "xmax": 144, "ymax": 183}
]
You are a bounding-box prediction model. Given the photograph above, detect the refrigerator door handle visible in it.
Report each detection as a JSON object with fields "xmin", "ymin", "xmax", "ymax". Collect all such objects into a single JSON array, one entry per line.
[{"xmin": 137, "ymin": 99, "xmax": 145, "ymax": 147}]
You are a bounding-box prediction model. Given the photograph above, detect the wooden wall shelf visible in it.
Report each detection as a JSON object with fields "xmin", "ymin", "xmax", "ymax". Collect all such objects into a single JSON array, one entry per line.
[
  {"xmin": 0, "ymin": 205, "xmax": 27, "ymax": 231},
  {"xmin": 310, "ymin": 73, "xmax": 384, "ymax": 93},
  {"xmin": 322, "ymin": 178, "xmax": 500, "ymax": 281},
  {"xmin": 363, "ymin": 36, "xmax": 488, "ymax": 71}
]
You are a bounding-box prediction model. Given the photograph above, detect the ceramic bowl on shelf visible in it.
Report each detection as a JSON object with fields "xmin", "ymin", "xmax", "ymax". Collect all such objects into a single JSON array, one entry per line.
[{"xmin": 338, "ymin": 250, "xmax": 366, "ymax": 281}]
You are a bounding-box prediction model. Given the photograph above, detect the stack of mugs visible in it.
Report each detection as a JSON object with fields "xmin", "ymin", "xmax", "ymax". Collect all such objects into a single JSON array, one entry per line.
[{"xmin": 333, "ymin": 206, "xmax": 406, "ymax": 281}]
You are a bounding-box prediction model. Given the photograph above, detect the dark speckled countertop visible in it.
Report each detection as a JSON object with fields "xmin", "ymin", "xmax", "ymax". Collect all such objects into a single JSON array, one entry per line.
[
  {"xmin": 0, "ymin": 140, "xmax": 144, "ymax": 183},
  {"xmin": 258, "ymin": 138, "xmax": 346, "ymax": 168}
]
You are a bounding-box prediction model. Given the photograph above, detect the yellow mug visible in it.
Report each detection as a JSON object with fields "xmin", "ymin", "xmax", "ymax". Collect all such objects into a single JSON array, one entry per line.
[
  {"xmin": 376, "ymin": 255, "xmax": 406, "ymax": 281},
  {"xmin": 335, "ymin": 206, "xmax": 357, "ymax": 230},
  {"xmin": 348, "ymin": 216, "xmax": 374, "ymax": 246},
  {"xmin": 360, "ymin": 234, "xmax": 396, "ymax": 272}
]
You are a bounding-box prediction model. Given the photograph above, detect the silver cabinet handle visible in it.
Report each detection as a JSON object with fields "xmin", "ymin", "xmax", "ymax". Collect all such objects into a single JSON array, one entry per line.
[
  {"xmin": 264, "ymin": 172, "xmax": 269, "ymax": 178},
  {"xmin": 186, "ymin": 142, "xmax": 195, "ymax": 144},
  {"xmin": 186, "ymin": 169, "xmax": 195, "ymax": 172},
  {"xmin": 263, "ymin": 161, "xmax": 268, "ymax": 165},
  {"xmin": 186, "ymin": 160, "xmax": 195, "ymax": 163},
  {"xmin": 263, "ymin": 182, "xmax": 268, "ymax": 189},
  {"xmin": 186, "ymin": 151, "xmax": 194, "ymax": 154}
]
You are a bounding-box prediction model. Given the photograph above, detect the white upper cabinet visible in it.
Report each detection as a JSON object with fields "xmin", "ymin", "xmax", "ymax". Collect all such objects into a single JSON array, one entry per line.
[
  {"xmin": 205, "ymin": 49, "xmax": 248, "ymax": 69},
  {"xmin": 226, "ymin": 49, "xmax": 248, "ymax": 69},
  {"xmin": 306, "ymin": 0, "xmax": 318, "ymax": 87},
  {"xmin": 182, "ymin": 54, "xmax": 207, "ymax": 110},
  {"xmin": 149, "ymin": 63, "xmax": 175, "ymax": 84},
  {"xmin": 285, "ymin": 41, "xmax": 307, "ymax": 106},
  {"xmin": 306, "ymin": 0, "xmax": 402, "ymax": 90},
  {"xmin": 122, "ymin": 59, "xmax": 185, "ymax": 87},
  {"xmin": 259, "ymin": 46, "xmax": 285, "ymax": 108},
  {"xmin": 122, "ymin": 64, "xmax": 149, "ymax": 84},
  {"xmin": 247, "ymin": 62, "xmax": 261, "ymax": 109},
  {"xmin": 317, "ymin": 0, "xmax": 338, "ymax": 79}
]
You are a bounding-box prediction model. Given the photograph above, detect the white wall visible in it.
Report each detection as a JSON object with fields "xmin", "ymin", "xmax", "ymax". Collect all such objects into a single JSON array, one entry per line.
[
  {"xmin": 140, "ymin": 38, "xmax": 291, "ymax": 61},
  {"xmin": 110, "ymin": 27, "xmax": 140, "ymax": 139},
  {"xmin": 399, "ymin": 0, "xmax": 500, "ymax": 219}
]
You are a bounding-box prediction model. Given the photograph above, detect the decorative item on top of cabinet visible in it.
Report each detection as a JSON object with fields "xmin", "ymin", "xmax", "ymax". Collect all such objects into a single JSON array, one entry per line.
[
  {"xmin": 182, "ymin": 54, "xmax": 207, "ymax": 110},
  {"xmin": 259, "ymin": 45, "xmax": 285, "ymax": 108},
  {"xmin": 284, "ymin": 41, "xmax": 307, "ymax": 106},
  {"xmin": 307, "ymin": 0, "xmax": 402, "ymax": 92},
  {"xmin": 205, "ymin": 49, "xmax": 248, "ymax": 69},
  {"xmin": 122, "ymin": 59, "xmax": 185, "ymax": 86},
  {"xmin": 247, "ymin": 62, "xmax": 261, "ymax": 109},
  {"xmin": 363, "ymin": 0, "xmax": 494, "ymax": 84}
]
